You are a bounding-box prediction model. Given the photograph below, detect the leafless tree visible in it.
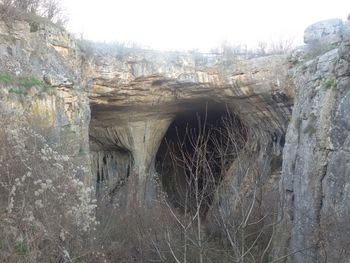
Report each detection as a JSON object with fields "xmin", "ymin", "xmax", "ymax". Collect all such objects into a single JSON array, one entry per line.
[
  {"xmin": 268, "ymin": 37, "xmax": 295, "ymax": 54},
  {"xmin": 40, "ymin": 0, "xmax": 67, "ymax": 24},
  {"xmin": 12, "ymin": 0, "xmax": 40, "ymax": 13},
  {"xmin": 0, "ymin": 0, "xmax": 67, "ymax": 24},
  {"xmin": 143, "ymin": 108, "xmax": 280, "ymax": 262},
  {"xmin": 258, "ymin": 41, "xmax": 267, "ymax": 55}
]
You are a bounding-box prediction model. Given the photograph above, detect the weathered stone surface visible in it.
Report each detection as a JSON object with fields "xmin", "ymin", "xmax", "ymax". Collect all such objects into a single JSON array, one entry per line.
[
  {"xmin": 0, "ymin": 17, "xmax": 294, "ymax": 218},
  {"xmin": 2, "ymin": 14, "xmax": 350, "ymax": 262},
  {"xmin": 338, "ymin": 21, "xmax": 350, "ymax": 64},
  {"xmin": 86, "ymin": 47, "xmax": 293, "ymax": 210},
  {"xmin": 0, "ymin": 19, "xmax": 91, "ymax": 184},
  {"xmin": 274, "ymin": 19, "xmax": 350, "ymax": 263},
  {"xmin": 0, "ymin": 16, "xmax": 295, "ymax": 244},
  {"xmin": 304, "ymin": 19, "xmax": 343, "ymax": 45}
]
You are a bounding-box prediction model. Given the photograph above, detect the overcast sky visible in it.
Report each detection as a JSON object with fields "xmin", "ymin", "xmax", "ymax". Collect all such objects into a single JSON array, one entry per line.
[{"xmin": 61, "ymin": 0, "xmax": 349, "ymax": 52}]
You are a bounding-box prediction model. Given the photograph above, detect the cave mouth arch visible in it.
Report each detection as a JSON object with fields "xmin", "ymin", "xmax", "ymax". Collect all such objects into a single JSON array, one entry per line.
[{"xmin": 155, "ymin": 100, "xmax": 247, "ymax": 216}]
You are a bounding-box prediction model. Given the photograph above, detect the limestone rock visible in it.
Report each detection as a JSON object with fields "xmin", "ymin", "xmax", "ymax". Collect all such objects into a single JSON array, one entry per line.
[
  {"xmin": 2, "ymin": 13, "xmax": 350, "ymax": 262},
  {"xmin": 0, "ymin": 18, "xmax": 91, "ymax": 185},
  {"xmin": 274, "ymin": 19, "xmax": 350, "ymax": 263},
  {"xmin": 86, "ymin": 48, "xmax": 293, "ymax": 210},
  {"xmin": 304, "ymin": 19, "xmax": 343, "ymax": 45}
]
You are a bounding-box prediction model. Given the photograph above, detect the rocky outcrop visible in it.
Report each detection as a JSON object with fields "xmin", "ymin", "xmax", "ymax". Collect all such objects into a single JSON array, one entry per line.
[
  {"xmin": 304, "ymin": 19, "xmax": 343, "ymax": 45},
  {"xmin": 0, "ymin": 17, "xmax": 293, "ymax": 217},
  {"xmin": 2, "ymin": 14, "xmax": 350, "ymax": 262},
  {"xmin": 86, "ymin": 48, "xmax": 293, "ymax": 210},
  {"xmin": 0, "ymin": 19, "xmax": 91, "ymax": 183},
  {"xmin": 274, "ymin": 19, "xmax": 350, "ymax": 262}
]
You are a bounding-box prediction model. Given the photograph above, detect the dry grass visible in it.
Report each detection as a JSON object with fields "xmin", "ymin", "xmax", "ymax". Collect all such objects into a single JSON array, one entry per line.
[
  {"xmin": 0, "ymin": 100, "xmax": 102, "ymax": 263},
  {"xmin": 0, "ymin": 94, "xmax": 279, "ymax": 262}
]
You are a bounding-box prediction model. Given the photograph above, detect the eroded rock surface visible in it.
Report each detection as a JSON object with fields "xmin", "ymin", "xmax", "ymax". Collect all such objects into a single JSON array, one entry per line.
[
  {"xmin": 304, "ymin": 18, "xmax": 343, "ymax": 45},
  {"xmin": 86, "ymin": 47, "xmax": 293, "ymax": 210},
  {"xmin": 0, "ymin": 17, "xmax": 293, "ymax": 215},
  {"xmin": 1, "ymin": 15, "xmax": 349, "ymax": 262},
  {"xmin": 274, "ymin": 19, "xmax": 350, "ymax": 262},
  {"xmin": 0, "ymin": 19, "xmax": 91, "ymax": 182}
]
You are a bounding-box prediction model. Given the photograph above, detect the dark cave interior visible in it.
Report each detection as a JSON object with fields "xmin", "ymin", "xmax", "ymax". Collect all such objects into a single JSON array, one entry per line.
[{"xmin": 155, "ymin": 101, "xmax": 247, "ymax": 216}]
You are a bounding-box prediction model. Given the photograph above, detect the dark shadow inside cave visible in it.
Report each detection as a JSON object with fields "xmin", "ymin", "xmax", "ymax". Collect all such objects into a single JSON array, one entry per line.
[{"xmin": 155, "ymin": 101, "xmax": 247, "ymax": 217}]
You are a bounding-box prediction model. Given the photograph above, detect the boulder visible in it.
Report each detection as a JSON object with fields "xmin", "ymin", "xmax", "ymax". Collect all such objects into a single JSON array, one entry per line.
[{"xmin": 304, "ymin": 18, "xmax": 343, "ymax": 45}]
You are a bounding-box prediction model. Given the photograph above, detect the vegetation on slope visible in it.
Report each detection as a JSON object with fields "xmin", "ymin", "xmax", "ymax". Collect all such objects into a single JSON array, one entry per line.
[
  {"xmin": 0, "ymin": 0, "xmax": 67, "ymax": 26},
  {"xmin": 0, "ymin": 74, "xmax": 54, "ymax": 96}
]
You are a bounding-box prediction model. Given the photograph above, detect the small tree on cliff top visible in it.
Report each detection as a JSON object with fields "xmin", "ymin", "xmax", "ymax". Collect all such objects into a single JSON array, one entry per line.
[{"xmin": 0, "ymin": 0, "xmax": 67, "ymax": 25}]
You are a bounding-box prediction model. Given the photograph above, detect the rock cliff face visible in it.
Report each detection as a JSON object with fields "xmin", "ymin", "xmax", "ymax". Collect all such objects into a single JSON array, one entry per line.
[
  {"xmin": 0, "ymin": 19, "xmax": 91, "ymax": 182},
  {"xmin": 87, "ymin": 48, "xmax": 292, "ymax": 210},
  {"xmin": 274, "ymin": 19, "xmax": 350, "ymax": 262},
  {"xmin": 1, "ymin": 15, "xmax": 349, "ymax": 262}
]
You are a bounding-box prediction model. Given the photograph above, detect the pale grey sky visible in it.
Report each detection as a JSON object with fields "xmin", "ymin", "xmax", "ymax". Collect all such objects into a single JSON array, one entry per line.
[{"xmin": 61, "ymin": 0, "xmax": 349, "ymax": 51}]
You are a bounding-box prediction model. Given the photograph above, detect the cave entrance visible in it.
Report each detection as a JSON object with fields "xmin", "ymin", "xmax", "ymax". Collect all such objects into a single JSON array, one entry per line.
[{"xmin": 156, "ymin": 101, "xmax": 247, "ymax": 217}]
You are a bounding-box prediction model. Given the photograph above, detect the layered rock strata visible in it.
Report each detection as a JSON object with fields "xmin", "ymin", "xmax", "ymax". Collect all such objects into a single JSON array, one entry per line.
[
  {"xmin": 87, "ymin": 48, "xmax": 293, "ymax": 209},
  {"xmin": 2, "ymin": 15, "xmax": 349, "ymax": 262}
]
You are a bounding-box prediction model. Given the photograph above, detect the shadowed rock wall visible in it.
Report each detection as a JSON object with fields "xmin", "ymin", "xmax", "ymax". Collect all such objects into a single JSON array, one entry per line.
[{"xmin": 87, "ymin": 48, "xmax": 293, "ymax": 212}]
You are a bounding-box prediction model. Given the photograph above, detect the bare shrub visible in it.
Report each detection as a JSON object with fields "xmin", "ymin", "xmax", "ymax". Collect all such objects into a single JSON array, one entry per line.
[
  {"xmin": 78, "ymin": 39, "xmax": 145, "ymax": 61},
  {"xmin": 0, "ymin": 0, "xmax": 67, "ymax": 25},
  {"xmin": 268, "ymin": 37, "xmax": 295, "ymax": 54},
  {"xmin": 95, "ymin": 189, "xmax": 230, "ymax": 263},
  {"xmin": 39, "ymin": 0, "xmax": 67, "ymax": 25},
  {"xmin": 214, "ymin": 38, "xmax": 295, "ymax": 63},
  {"xmin": 218, "ymin": 41, "xmax": 254, "ymax": 62},
  {"xmin": 0, "ymin": 100, "xmax": 100, "ymax": 262},
  {"xmin": 12, "ymin": 0, "xmax": 40, "ymax": 13},
  {"xmin": 142, "ymin": 110, "xmax": 277, "ymax": 262},
  {"xmin": 257, "ymin": 41, "xmax": 267, "ymax": 55},
  {"xmin": 0, "ymin": 0, "xmax": 16, "ymax": 20}
]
